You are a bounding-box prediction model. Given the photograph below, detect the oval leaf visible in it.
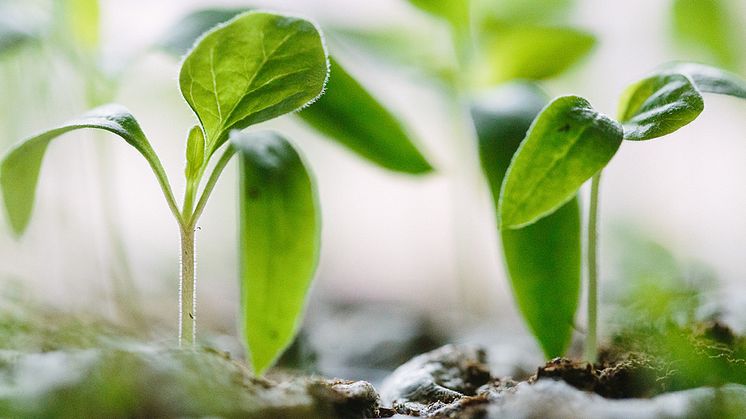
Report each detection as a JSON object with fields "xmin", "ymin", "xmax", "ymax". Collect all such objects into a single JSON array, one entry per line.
[
  {"xmin": 472, "ymin": 83, "xmax": 581, "ymax": 357},
  {"xmin": 618, "ymin": 72, "xmax": 704, "ymax": 141},
  {"xmin": 663, "ymin": 62, "xmax": 746, "ymax": 99},
  {"xmin": 232, "ymin": 130, "xmax": 320, "ymax": 375},
  {"xmin": 299, "ymin": 58, "xmax": 433, "ymax": 174},
  {"xmin": 499, "ymin": 95, "xmax": 622, "ymax": 229},
  {"xmin": 185, "ymin": 125, "xmax": 205, "ymax": 181},
  {"xmin": 0, "ymin": 104, "xmax": 169, "ymax": 235},
  {"xmin": 179, "ymin": 11, "xmax": 329, "ymax": 154}
]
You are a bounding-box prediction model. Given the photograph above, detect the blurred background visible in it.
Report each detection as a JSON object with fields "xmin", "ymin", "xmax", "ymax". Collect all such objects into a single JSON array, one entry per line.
[{"xmin": 2, "ymin": 0, "xmax": 746, "ymax": 379}]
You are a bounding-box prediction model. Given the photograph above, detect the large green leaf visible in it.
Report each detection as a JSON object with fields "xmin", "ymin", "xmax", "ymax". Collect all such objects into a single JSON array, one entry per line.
[
  {"xmin": 618, "ymin": 73, "xmax": 704, "ymax": 141},
  {"xmin": 179, "ymin": 11, "xmax": 329, "ymax": 155},
  {"xmin": 299, "ymin": 58, "xmax": 433, "ymax": 174},
  {"xmin": 663, "ymin": 62, "xmax": 746, "ymax": 99},
  {"xmin": 472, "ymin": 83, "xmax": 581, "ymax": 357},
  {"xmin": 157, "ymin": 7, "xmax": 249, "ymax": 57},
  {"xmin": 0, "ymin": 104, "xmax": 171, "ymax": 235},
  {"xmin": 671, "ymin": 0, "xmax": 742, "ymax": 70},
  {"xmin": 476, "ymin": 23, "xmax": 595, "ymax": 85},
  {"xmin": 501, "ymin": 200, "xmax": 580, "ymax": 358},
  {"xmin": 232, "ymin": 130, "xmax": 320, "ymax": 375},
  {"xmin": 499, "ymin": 96, "xmax": 622, "ymax": 229}
]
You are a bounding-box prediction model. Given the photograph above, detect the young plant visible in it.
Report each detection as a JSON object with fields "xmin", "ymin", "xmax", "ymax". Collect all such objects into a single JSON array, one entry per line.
[
  {"xmin": 499, "ymin": 62, "xmax": 746, "ymax": 361},
  {"xmin": 0, "ymin": 11, "xmax": 330, "ymax": 375}
]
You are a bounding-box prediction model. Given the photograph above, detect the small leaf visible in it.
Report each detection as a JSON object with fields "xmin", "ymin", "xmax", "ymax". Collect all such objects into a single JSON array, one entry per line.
[
  {"xmin": 407, "ymin": 0, "xmax": 470, "ymax": 30},
  {"xmin": 476, "ymin": 23, "xmax": 595, "ymax": 85},
  {"xmin": 232, "ymin": 130, "xmax": 320, "ymax": 375},
  {"xmin": 499, "ymin": 96, "xmax": 622, "ymax": 229},
  {"xmin": 502, "ymin": 199, "xmax": 581, "ymax": 358},
  {"xmin": 472, "ymin": 83, "xmax": 581, "ymax": 357},
  {"xmin": 663, "ymin": 62, "xmax": 746, "ymax": 99},
  {"xmin": 618, "ymin": 72, "xmax": 704, "ymax": 141},
  {"xmin": 299, "ymin": 58, "xmax": 433, "ymax": 174},
  {"xmin": 185, "ymin": 125, "xmax": 205, "ymax": 181},
  {"xmin": 0, "ymin": 105, "xmax": 168, "ymax": 235},
  {"xmin": 157, "ymin": 7, "xmax": 249, "ymax": 57},
  {"xmin": 179, "ymin": 11, "xmax": 329, "ymax": 155},
  {"xmin": 671, "ymin": 0, "xmax": 743, "ymax": 70}
]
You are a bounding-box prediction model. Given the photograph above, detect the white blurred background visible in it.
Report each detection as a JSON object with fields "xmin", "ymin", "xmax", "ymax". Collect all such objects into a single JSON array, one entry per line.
[{"xmin": 2, "ymin": 0, "xmax": 746, "ymax": 342}]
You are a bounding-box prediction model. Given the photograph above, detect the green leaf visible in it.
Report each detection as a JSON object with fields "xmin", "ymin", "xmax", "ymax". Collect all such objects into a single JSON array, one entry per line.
[
  {"xmin": 618, "ymin": 72, "xmax": 704, "ymax": 141},
  {"xmin": 671, "ymin": 0, "xmax": 743, "ymax": 70},
  {"xmin": 472, "ymin": 83, "xmax": 581, "ymax": 357},
  {"xmin": 157, "ymin": 7, "xmax": 249, "ymax": 57},
  {"xmin": 476, "ymin": 23, "xmax": 595, "ymax": 85},
  {"xmin": 475, "ymin": 0, "xmax": 575, "ymax": 24},
  {"xmin": 0, "ymin": 104, "xmax": 171, "ymax": 235},
  {"xmin": 232, "ymin": 130, "xmax": 320, "ymax": 375},
  {"xmin": 501, "ymin": 199, "xmax": 581, "ymax": 358},
  {"xmin": 179, "ymin": 11, "xmax": 329, "ymax": 155},
  {"xmin": 663, "ymin": 62, "xmax": 746, "ymax": 99},
  {"xmin": 62, "ymin": 0, "xmax": 100, "ymax": 51},
  {"xmin": 298, "ymin": 58, "xmax": 433, "ymax": 174},
  {"xmin": 499, "ymin": 95, "xmax": 622, "ymax": 229},
  {"xmin": 407, "ymin": 0, "xmax": 470, "ymax": 30},
  {"xmin": 185, "ymin": 125, "xmax": 205, "ymax": 181}
]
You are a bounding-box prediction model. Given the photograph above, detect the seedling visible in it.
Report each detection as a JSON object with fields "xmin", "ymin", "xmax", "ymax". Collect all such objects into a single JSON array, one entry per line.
[
  {"xmin": 499, "ymin": 62, "xmax": 746, "ymax": 361},
  {"xmin": 0, "ymin": 11, "xmax": 330, "ymax": 375}
]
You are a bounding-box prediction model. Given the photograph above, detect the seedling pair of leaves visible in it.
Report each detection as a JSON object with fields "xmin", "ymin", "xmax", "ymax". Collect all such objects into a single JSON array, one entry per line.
[
  {"xmin": 497, "ymin": 62, "xmax": 746, "ymax": 360},
  {"xmin": 0, "ymin": 11, "xmax": 328, "ymax": 375}
]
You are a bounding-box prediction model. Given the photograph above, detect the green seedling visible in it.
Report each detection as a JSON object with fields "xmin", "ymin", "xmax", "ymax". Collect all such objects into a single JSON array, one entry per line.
[
  {"xmin": 499, "ymin": 62, "xmax": 746, "ymax": 361},
  {"xmin": 0, "ymin": 11, "xmax": 330, "ymax": 375}
]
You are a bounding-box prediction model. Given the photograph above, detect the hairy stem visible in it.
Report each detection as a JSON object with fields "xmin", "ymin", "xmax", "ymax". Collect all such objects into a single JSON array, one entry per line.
[
  {"xmin": 585, "ymin": 172, "xmax": 601, "ymax": 362},
  {"xmin": 179, "ymin": 226, "xmax": 196, "ymax": 346}
]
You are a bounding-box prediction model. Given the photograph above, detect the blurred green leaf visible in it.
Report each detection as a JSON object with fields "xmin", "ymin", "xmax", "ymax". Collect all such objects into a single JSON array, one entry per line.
[
  {"xmin": 499, "ymin": 96, "xmax": 622, "ymax": 229},
  {"xmin": 63, "ymin": 0, "xmax": 100, "ymax": 51},
  {"xmin": 475, "ymin": 0, "xmax": 574, "ymax": 24},
  {"xmin": 618, "ymin": 72, "xmax": 704, "ymax": 141},
  {"xmin": 472, "ymin": 83, "xmax": 581, "ymax": 357},
  {"xmin": 232, "ymin": 131, "xmax": 320, "ymax": 376},
  {"xmin": 671, "ymin": 0, "xmax": 743, "ymax": 70},
  {"xmin": 664, "ymin": 62, "xmax": 746, "ymax": 99},
  {"xmin": 179, "ymin": 11, "xmax": 329, "ymax": 156},
  {"xmin": 299, "ymin": 58, "xmax": 433, "ymax": 174},
  {"xmin": 502, "ymin": 200, "xmax": 581, "ymax": 358},
  {"xmin": 157, "ymin": 7, "xmax": 249, "ymax": 57},
  {"xmin": 476, "ymin": 23, "xmax": 595, "ymax": 85},
  {"xmin": 407, "ymin": 0, "xmax": 470, "ymax": 30},
  {"xmin": 330, "ymin": 26, "xmax": 457, "ymax": 83},
  {"xmin": 0, "ymin": 105, "xmax": 169, "ymax": 235}
]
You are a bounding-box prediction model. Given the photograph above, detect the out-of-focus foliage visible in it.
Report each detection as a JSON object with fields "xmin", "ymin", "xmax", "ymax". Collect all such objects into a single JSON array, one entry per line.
[
  {"xmin": 472, "ymin": 83, "xmax": 581, "ymax": 358},
  {"xmin": 604, "ymin": 229, "xmax": 745, "ymax": 391},
  {"xmin": 671, "ymin": 0, "xmax": 744, "ymax": 71},
  {"xmin": 61, "ymin": 0, "xmax": 100, "ymax": 51},
  {"xmin": 474, "ymin": 23, "xmax": 595, "ymax": 86}
]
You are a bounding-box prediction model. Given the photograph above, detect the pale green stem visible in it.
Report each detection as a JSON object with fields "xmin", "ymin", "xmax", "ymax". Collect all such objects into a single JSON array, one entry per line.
[
  {"xmin": 585, "ymin": 172, "xmax": 601, "ymax": 362},
  {"xmin": 187, "ymin": 147, "xmax": 235, "ymax": 228},
  {"xmin": 179, "ymin": 226, "xmax": 196, "ymax": 346}
]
